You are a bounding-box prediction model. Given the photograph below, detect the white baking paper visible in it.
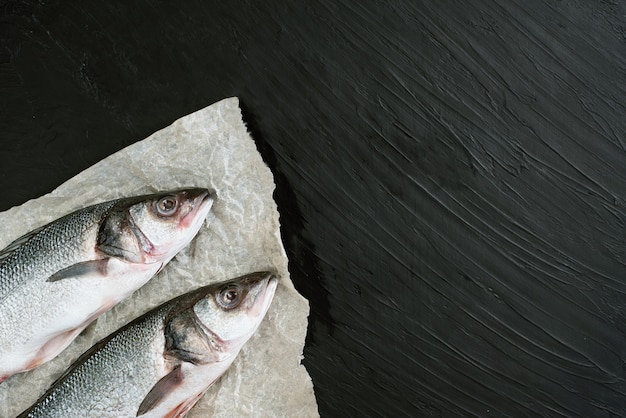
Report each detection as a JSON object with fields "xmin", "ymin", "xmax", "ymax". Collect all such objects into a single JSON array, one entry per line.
[{"xmin": 0, "ymin": 97, "xmax": 319, "ymax": 418}]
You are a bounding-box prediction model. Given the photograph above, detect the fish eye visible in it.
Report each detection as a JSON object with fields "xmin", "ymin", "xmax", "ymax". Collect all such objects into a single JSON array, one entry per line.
[
  {"xmin": 216, "ymin": 284, "xmax": 242, "ymax": 310},
  {"xmin": 156, "ymin": 196, "xmax": 178, "ymax": 216}
]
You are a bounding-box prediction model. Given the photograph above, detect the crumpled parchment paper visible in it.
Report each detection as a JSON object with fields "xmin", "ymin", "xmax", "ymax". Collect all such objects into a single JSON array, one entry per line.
[{"xmin": 0, "ymin": 97, "xmax": 319, "ymax": 418}]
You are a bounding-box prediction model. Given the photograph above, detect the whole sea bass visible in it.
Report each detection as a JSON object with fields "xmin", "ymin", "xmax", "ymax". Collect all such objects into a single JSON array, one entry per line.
[
  {"xmin": 0, "ymin": 188, "xmax": 213, "ymax": 383},
  {"xmin": 18, "ymin": 271, "xmax": 278, "ymax": 418}
]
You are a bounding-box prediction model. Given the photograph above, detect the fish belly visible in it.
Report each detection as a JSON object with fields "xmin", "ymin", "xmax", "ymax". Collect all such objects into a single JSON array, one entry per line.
[{"xmin": 0, "ymin": 258, "xmax": 160, "ymax": 379}]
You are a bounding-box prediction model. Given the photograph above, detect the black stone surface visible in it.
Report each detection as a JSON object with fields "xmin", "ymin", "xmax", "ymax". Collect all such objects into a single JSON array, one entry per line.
[{"xmin": 1, "ymin": 1, "xmax": 625, "ymax": 416}]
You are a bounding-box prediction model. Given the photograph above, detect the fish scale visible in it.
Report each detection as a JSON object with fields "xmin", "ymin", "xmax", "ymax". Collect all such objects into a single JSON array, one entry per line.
[
  {"xmin": 18, "ymin": 272, "xmax": 278, "ymax": 418},
  {"xmin": 0, "ymin": 189, "xmax": 213, "ymax": 382},
  {"xmin": 24, "ymin": 307, "xmax": 169, "ymax": 417},
  {"xmin": 0, "ymin": 202, "xmax": 116, "ymax": 301},
  {"xmin": 0, "ymin": 203, "xmax": 113, "ymax": 366}
]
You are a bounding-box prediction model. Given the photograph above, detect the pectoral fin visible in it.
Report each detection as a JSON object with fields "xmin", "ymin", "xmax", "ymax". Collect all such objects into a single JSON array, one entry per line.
[
  {"xmin": 164, "ymin": 391, "xmax": 205, "ymax": 418},
  {"xmin": 136, "ymin": 366, "xmax": 184, "ymax": 416},
  {"xmin": 46, "ymin": 259, "xmax": 109, "ymax": 282}
]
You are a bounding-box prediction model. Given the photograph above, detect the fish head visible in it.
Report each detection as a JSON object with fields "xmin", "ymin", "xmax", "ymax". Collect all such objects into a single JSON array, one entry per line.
[
  {"xmin": 180, "ymin": 272, "xmax": 278, "ymax": 363},
  {"xmin": 98, "ymin": 188, "xmax": 214, "ymax": 264},
  {"xmin": 138, "ymin": 273, "xmax": 277, "ymax": 417},
  {"xmin": 199, "ymin": 271, "xmax": 278, "ymax": 342}
]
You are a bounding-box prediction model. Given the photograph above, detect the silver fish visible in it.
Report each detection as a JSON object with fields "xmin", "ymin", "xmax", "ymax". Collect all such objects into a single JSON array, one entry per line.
[
  {"xmin": 0, "ymin": 188, "xmax": 213, "ymax": 383},
  {"xmin": 18, "ymin": 271, "xmax": 278, "ymax": 418}
]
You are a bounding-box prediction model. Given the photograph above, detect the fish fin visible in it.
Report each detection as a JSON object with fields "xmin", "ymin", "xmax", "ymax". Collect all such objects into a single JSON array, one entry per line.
[
  {"xmin": 155, "ymin": 262, "xmax": 165, "ymax": 275},
  {"xmin": 25, "ymin": 327, "xmax": 85, "ymax": 371},
  {"xmin": 164, "ymin": 391, "xmax": 205, "ymax": 418},
  {"xmin": 137, "ymin": 366, "xmax": 184, "ymax": 416},
  {"xmin": 78, "ymin": 318, "xmax": 99, "ymax": 338},
  {"xmin": 46, "ymin": 259, "xmax": 109, "ymax": 282},
  {"xmin": 0, "ymin": 224, "xmax": 46, "ymax": 261}
]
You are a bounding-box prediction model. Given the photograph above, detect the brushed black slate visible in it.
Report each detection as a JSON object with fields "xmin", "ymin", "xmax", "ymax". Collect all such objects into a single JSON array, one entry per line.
[{"xmin": 1, "ymin": 1, "xmax": 625, "ymax": 416}]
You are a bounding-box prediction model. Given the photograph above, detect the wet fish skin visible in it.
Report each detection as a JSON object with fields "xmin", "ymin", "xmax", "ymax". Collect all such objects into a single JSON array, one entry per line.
[
  {"xmin": 0, "ymin": 188, "xmax": 213, "ymax": 383},
  {"xmin": 18, "ymin": 271, "xmax": 278, "ymax": 418}
]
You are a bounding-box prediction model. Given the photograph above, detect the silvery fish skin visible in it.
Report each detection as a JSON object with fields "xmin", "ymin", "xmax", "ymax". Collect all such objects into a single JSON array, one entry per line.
[
  {"xmin": 0, "ymin": 188, "xmax": 214, "ymax": 383},
  {"xmin": 18, "ymin": 271, "xmax": 278, "ymax": 418}
]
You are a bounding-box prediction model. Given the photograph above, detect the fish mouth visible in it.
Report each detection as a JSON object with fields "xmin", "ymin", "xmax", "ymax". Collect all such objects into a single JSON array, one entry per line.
[
  {"xmin": 250, "ymin": 274, "xmax": 278, "ymax": 318},
  {"xmin": 179, "ymin": 189, "xmax": 213, "ymax": 230}
]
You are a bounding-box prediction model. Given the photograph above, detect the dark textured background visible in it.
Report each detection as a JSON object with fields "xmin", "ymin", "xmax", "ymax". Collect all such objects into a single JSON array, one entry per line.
[{"xmin": 1, "ymin": 1, "xmax": 625, "ymax": 416}]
